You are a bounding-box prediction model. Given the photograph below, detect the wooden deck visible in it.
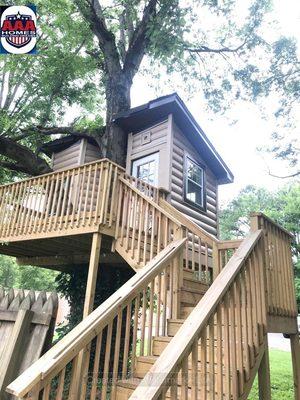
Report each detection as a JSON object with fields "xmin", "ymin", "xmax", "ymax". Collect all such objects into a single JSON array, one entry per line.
[{"xmin": 1, "ymin": 158, "xmax": 299, "ymax": 400}]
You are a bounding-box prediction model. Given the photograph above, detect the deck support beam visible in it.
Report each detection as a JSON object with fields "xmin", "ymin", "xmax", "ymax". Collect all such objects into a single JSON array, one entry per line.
[
  {"xmin": 290, "ymin": 333, "xmax": 300, "ymax": 400},
  {"xmin": 73, "ymin": 232, "xmax": 102, "ymax": 400},
  {"xmin": 83, "ymin": 232, "xmax": 102, "ymax": 318},
  {"xmin": 258, "ymin": 341, "xmax": 271, "ymax": 400}
]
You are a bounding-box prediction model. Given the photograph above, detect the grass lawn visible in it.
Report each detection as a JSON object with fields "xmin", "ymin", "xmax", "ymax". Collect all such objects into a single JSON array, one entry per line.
[{"xmin": 248, "ymin": 349, "xmax": 294, "ymax": 399}]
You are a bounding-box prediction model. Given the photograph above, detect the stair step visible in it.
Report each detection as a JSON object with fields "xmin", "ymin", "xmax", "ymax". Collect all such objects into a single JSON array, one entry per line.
[
  {"xmin": 152, "ymin": 336, "xmax": 221, "ymax": 359},
  {"xmin": 167, "ymin": 319, "xmax": 185, "ymax": 336},
  {"xmin": 180, "ymin": 306, "xmax": 194, "ymax": 319},
  {"xmin": 180, "ymin": 287, "xmax": 205, "ymax": 306},
  {"xmin": 116, "ymin": 377, "xmax": 226, "ymax": 399},
  {"xmin": 183, "ymin": 268, "xmax": 208, "ymax": 281},
  {"xmin": 116, "ymin": 379, "xmax": 141, "ymax": 400},
  {"xmin": 135, "ymin": 355, "xmax": 225, "ymax": 378},
  {"xmin": 183, "ymin": 277, "xmax": 209, "ymax": 292}
]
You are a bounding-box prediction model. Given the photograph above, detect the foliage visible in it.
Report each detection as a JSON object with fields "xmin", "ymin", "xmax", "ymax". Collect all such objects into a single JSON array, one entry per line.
[
  {"xmin": 219, "ymin": 184, "xmax": 300, "ymax": 244},
  {"xmin": 219, "ymin": 183, "xmax": 300, "ymax": 311},
  {"xmin": 0, "ymin": 0, "xmax": 299, "ymax": 175},
  {"xmin": 0, "ymin": 256, "xmax": 59, "ymax": 291},
  {"xmin": 0, "ymin": 254, "xmax": 58, "ymax": 291},
  {"xmin": 249, "ymin": 349, "xmax": 294, "ymax": 399},
  {"xmin": 55, "ymin": 263, "xmax": 134, "ymax": 337},
  {"xmin": 0, "ymin": 0, "xmax": 101, "ymax": 177}
]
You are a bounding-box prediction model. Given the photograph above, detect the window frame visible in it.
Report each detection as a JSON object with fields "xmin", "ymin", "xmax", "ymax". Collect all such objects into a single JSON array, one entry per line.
[
  {"xmin": 131, "ymin": 152, "xmax": 160, "ymax": 187},
  {"xmin": 184, "ymin": 155, "xmax": 207, "ymax": 212}
]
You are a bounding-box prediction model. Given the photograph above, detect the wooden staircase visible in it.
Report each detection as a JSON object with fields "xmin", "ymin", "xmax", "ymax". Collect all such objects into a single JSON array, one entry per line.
[
  {"xmin": 116, "ymin": 271, "xmax": 210, "ymax": 399},
  {"xmin": 4, "ymin": 161, "xmax": 300, "ymax": 400}
]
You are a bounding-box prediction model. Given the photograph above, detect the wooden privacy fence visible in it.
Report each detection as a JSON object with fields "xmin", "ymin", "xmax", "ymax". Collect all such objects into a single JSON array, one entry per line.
[
  {"xmin": 129, "ymin": 230, "xmax": 267, "ymax": 400},
  {"xmin": 0, "ymin": 289, "xmax": 58, "ymax": 399},
  {"xmin": 6, "ymin": 239, "xmax": 186, "ymax": 399}
]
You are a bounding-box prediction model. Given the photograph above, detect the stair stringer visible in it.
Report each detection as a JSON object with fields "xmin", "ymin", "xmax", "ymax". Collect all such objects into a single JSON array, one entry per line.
[{"xmin": 239, "ymin": 339, "xmax": 268, "ymax": 400}]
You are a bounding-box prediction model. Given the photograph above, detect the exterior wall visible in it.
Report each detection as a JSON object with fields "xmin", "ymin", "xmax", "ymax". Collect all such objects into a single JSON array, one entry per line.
[
  {"xmin": 170, "ymin": 121, "xmax": 218, "ymax": 236},
  {"xmin": 126, "ymin": 117, "xmax": 172, "ymax": 189},
  {"xmin": 84, "ymin": 142, "xmax": 102, "ymax": 164},
  {"xmin": 125, "ymin": 114, "xmax": 219, "ymax": 237},
  {"xmin": 52, "ymin": 140, "xmax": 101, "ymax": 172},
  {"xmin": 51, "ymin": 140, "xmax": 82, "ymax": 171}
]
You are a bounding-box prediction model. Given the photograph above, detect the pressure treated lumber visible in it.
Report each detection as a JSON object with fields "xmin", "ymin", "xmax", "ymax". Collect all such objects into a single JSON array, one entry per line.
[
  {"xmin": 0, "ymin": 309, "xmax": 33, "ymax": 399},
  {"xmin": 290, "ymin": 334, "xmax": 300, "ymax": 400},
  {"xmin": 258, "ymin": 342, "xmax": 271, "ymax": 400}
]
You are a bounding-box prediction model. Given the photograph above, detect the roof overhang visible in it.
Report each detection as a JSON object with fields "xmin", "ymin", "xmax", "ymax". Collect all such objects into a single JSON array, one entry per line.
[
  {"xmin": 40, "ymin": 135, "xmax": 98, "ymax": 157},
  {"xmin": 113, "ymin": 93, "xmax": 234, "ymax": 184}
]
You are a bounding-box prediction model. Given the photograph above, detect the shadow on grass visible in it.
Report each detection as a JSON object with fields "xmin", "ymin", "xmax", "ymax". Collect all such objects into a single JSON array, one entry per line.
[{"xmin": 248, "ymin": 349, "xmax": 294, "ymax": 399}]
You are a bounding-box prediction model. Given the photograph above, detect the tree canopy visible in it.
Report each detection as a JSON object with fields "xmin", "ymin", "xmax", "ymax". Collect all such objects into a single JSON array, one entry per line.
[
  {"xmin": 0, "ymin": 0, "xmax": 299, "ymax": 178},
  {"xmin": 0, "ymin": 255, "xmax": 58, "ymax": 291}
]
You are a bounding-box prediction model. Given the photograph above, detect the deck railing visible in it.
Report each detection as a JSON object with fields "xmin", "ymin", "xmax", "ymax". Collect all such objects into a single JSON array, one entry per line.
[
  {"xmin": 6, "ymin": 239, "xmax": 186, "ymax": 400},
  {"xmin": 4, "ymin": 164, "xmax": 298, "ymax": 399},
  {"xmin": 0, "ymin": 159, "xmax": 159, "ymax": 242},
  {"xmin": 250, "ymin": 212, "xmax": 298, "ymax": 319},
  {"xmin": 129, "ymin": 230, "xmax": 267, "ymax": 400},
  {"xmin": 159, "ymin": 198, "xmax": 215, "ymax": 284}
]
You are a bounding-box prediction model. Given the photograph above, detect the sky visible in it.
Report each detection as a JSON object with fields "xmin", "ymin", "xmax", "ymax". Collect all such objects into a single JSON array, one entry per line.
[{"xmin": 130, "ymin": 0, "xmax": 300, "ymax": 207}]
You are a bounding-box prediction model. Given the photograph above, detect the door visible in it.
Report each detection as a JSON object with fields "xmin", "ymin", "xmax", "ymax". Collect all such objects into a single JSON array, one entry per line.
[{"xmin": 132, "ymin": 152, "xmax": 159, "ymax": 186}]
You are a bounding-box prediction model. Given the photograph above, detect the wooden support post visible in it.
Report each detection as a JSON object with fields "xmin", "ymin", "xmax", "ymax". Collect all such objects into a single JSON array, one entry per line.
[
  {"xmin": 212, "ymin": 241, "xmax": 220, "ymax": 280},
  {"xmin": 0, "ymin": 309, "xmax": 33, "ymax": 399},
  {"xmin": 290, "ymin": 334, "xmax": 300, "ymax": 400},
  {"xmin": 83, "ymin": 232, "xmax": 102, "ymax": 318},
  {"xmin": 172, "ymin": 227, "xmax": 184, "ymax": 319},
  {"xmin": 72, "ymin": 232, "xmax": 102, "ymax": 400},
  {"xmin": 258, "ymin": 341, "xmax": 272, "ymax": 400}
]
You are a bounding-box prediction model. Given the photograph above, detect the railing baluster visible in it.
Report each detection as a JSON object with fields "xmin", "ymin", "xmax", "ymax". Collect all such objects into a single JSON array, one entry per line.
[
  {"xmin": 101, "ymin": 321, "xmax": 113, "ymax": 400},
  {"xmin": 192, "ymin": 339, "xmax": 199, "ymax": 400},
  {"xmin": 229, "ymin": 286, "xmax": 238, "ymax": 398},
  {"xmin": 122, "ymin": 302, "xmax": 132, "ymax": 379},
  {"xmin": 234, "ymin": 277, "xmax": 244, "ymax": 396},
  {"xmin": 90, "ymin": 331, "xmax": 102, "ymax": 400},
  {"xmin": 55, "ymin": 367, "xmax": 66, "ymax": 400},
  {"xmin": 111, "ymin": 310, "xmax": 122, "ymax": 399}
]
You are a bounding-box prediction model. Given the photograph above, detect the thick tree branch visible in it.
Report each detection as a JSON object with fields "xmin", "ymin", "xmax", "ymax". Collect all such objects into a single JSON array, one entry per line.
[
  {"xmin": 123, "ymin": 0, "xmax": 157, "ymax": 80},
  {"xmin": 74, "ymin": 0, "xmax": 121, "ymax": 75},
  {"xmin": 0, "ymin": 161, "xmax": 31, "ymax": 175},
  {"xmin": 32, "ymin": 125, "xmax": 94, "ymax": 139},
  {"xmin": 0, "ymin": 136, "xmax": 51, "ymax": 176},
  {"xmin": 20, "ymin": 125, "xmax": 106, "ymax": 153}
]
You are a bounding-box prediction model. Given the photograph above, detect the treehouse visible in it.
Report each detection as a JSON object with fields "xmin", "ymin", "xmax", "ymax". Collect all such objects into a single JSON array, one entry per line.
[{"xmin": 0, "ymin": 94, "xmax": 299, "ymax": 400}]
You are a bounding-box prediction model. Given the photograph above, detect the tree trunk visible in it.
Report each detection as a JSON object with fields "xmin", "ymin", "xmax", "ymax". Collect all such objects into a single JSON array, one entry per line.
[{"xmin": 104, "ymin": 72, "xmax": 131, "ymax": 167}]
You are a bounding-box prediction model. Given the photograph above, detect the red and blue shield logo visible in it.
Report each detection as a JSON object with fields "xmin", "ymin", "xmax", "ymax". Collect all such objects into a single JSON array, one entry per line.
[{"xmin": 0, "ymin": 5, "xmax": 37, "ymax": 54}]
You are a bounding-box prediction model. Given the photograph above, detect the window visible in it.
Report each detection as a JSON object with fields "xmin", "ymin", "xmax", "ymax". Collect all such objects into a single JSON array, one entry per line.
[
  {"xmin": 185, "ymin": 156, "xmax": 205, "ymax": 209},
  {"xmin": 132, "ymin": 153, "xmax": 159, "ymax": 186}
]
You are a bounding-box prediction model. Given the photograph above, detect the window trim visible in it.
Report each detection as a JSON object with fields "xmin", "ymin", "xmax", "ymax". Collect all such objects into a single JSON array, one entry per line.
[
  {"xmin": 131, "ymin": 152, "xmax": 159, "ymax": 186},
  {"xmin": 184, "ymin": 155, "xmax": 207, "ymax": 212}
]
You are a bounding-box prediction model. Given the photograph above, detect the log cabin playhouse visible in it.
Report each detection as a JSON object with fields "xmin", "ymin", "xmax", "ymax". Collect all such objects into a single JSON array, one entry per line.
[{"xmin": 2, "ymin": 93, "xmax": 299, "ymax": 399}]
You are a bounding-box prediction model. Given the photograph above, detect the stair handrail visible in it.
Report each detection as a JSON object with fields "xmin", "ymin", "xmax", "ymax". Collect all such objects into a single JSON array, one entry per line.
[
  {"xmin": 158, "ymin": 197, "xmax": 217, "ymax": 247},
  {"xmin": 129, "ymin": 229, "xmax": 266, "ymax": 400},
  {"xmin": 7, "ymin": 238, "xmax": 186, "ymax": 399}
]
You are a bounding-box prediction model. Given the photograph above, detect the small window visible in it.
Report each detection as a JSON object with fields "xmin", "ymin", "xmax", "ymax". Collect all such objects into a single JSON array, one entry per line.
[
  {"xmin": 132, "ymin": 153, "xmax": 159, "ymax": 186},
  {"xmin": 185, "ymin": 156, "xmax": 206, "ymax": 209}
]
